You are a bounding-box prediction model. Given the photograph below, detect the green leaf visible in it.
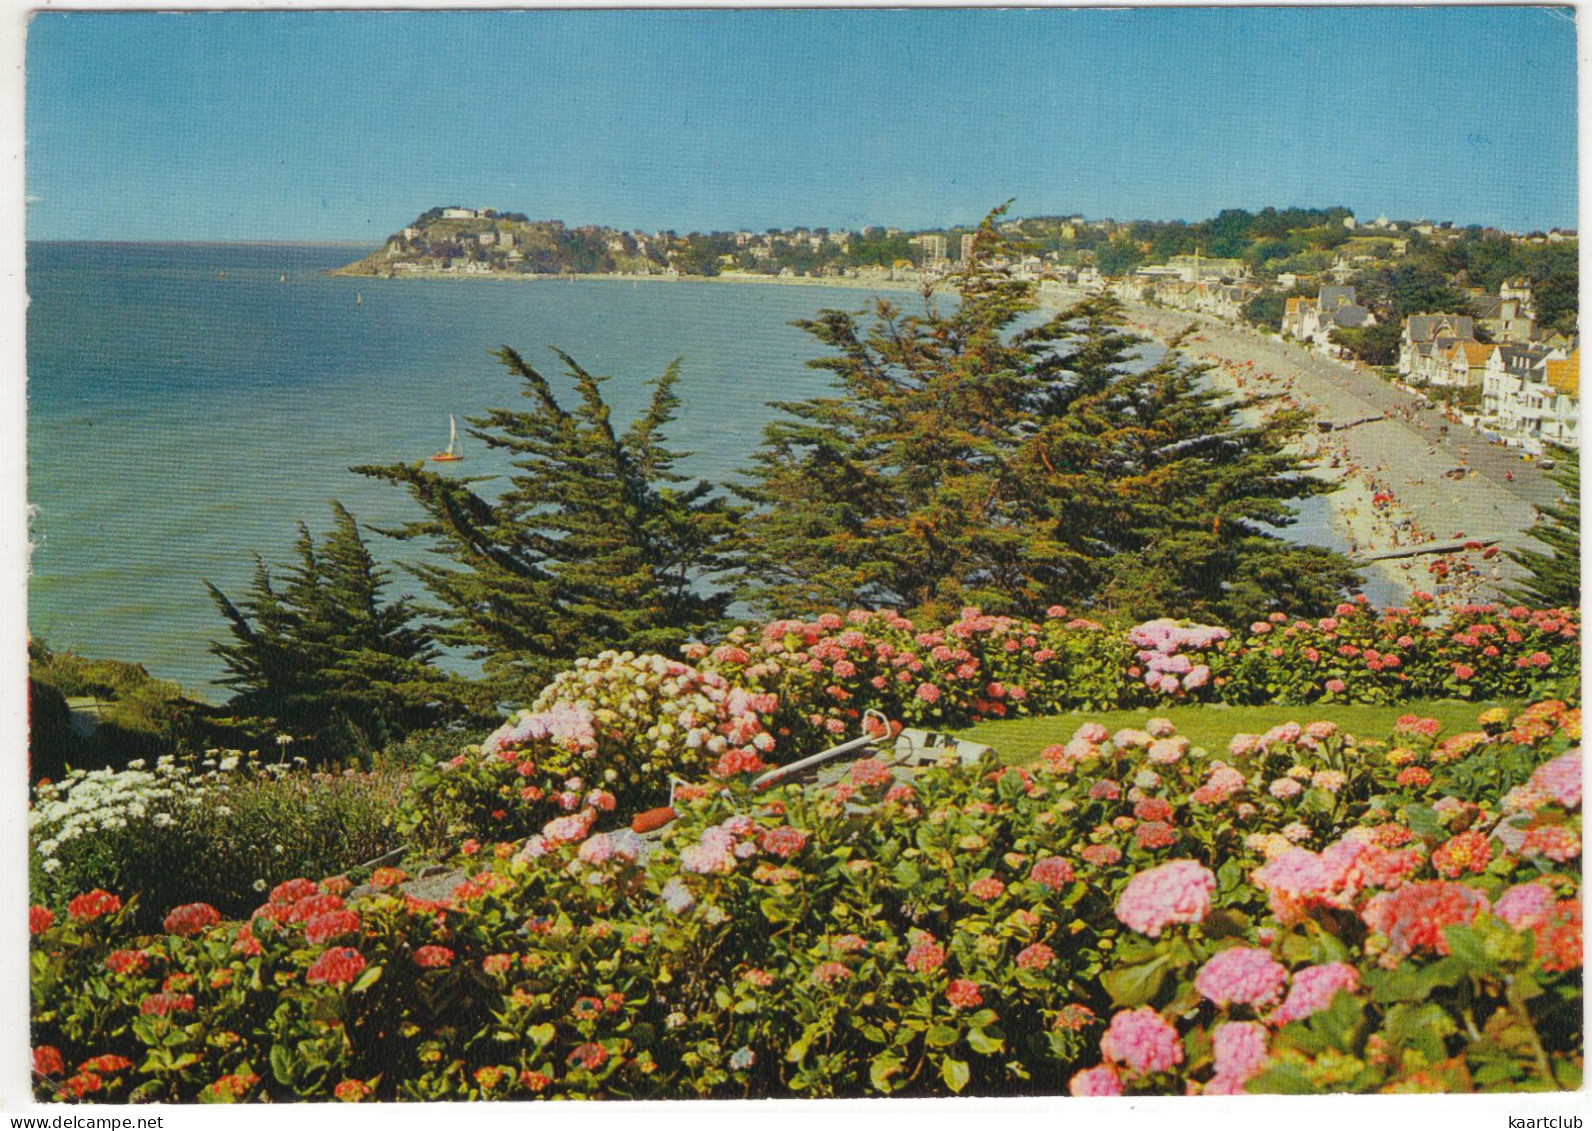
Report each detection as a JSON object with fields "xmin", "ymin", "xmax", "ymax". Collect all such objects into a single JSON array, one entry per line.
[
  {"xmin": 268, "ymin": 1044, "xmax": 296, "ymax": 1087},
  {"xmin": 527, "ymin": 1024, "xmax": 555, "ymax": 1049},
  {"xmin": 352, "ymin": 964, "xmax": 383, "ymax": 994},
  {"xmin": 926, "ymin": 1024, "xmax": 960, "ymax": 1048},
  {"xmin": 869, "ymin": 1054, "xmax": 903, "ymax": 1093},
  {"xmin": 1440, "ymin": 926, "xmax": 1492, "ymax": 974},
  {"xmin": 1554, "ymin": 1058, "xmax": 1583, "ymax": 1091},
  {"xmin": 940, "ymin": 1057, "xmax": 971, "ymax": 1093},
  {"xmin": 966, "ymin": 1027, "xmax": 1003, "ymax": 1055},
  {"xmin": 1404, "ymin": 804, "xmax": 1444, "ymax": 839},
  {"xmin": 1100, "ymin": 954, "xmax": 1171, "ymax": 1008}
]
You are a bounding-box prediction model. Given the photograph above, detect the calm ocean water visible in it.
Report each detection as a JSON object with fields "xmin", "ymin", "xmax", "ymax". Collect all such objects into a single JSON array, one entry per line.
[{"xmin": 27, "ymin": 242, "xmax": 1381, "ymax": 699}]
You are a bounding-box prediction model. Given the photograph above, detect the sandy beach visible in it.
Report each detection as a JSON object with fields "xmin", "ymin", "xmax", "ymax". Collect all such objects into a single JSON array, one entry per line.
[{"xmin": 1097, "ymin": 297, "xmax": 1557, "ymax": 606}]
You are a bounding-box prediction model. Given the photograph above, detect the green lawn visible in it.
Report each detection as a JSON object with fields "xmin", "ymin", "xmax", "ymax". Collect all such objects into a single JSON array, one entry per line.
[{"xmin": 954, "ymin": 699, "xmax": 1523, "ymax": 765}]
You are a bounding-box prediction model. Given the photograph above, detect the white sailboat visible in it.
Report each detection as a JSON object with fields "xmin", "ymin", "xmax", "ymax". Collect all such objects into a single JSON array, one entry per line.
[
  {"xmin": 430, "ymin": 414, "xmax": 464, "ymax": 462},
  {"xmin": 355, "ymin": 291, "xmax": 363, "ymax": 306}
]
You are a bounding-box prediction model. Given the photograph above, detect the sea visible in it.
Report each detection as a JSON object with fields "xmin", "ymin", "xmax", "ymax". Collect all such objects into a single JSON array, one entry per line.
[{"xmin": 26, "ymin": 242, "xmax": 1386, "ymax": 700}]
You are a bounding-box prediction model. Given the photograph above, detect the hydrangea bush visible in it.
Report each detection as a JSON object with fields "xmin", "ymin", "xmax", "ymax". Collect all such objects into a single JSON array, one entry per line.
[
  {"xmin": 395, "ymin": 601, "xmax": 1576, "ymax": 854},
  {"xmin": 689, "ymin": 601, "xmax": 1575, "ymax": 742},
  {"xmin": 30, "ymin": 702, "xmax": 1581, "ymax": 1101},
  {"xmin": 397, "ymin": 652, "xmax": 775, "ymax": 852}
]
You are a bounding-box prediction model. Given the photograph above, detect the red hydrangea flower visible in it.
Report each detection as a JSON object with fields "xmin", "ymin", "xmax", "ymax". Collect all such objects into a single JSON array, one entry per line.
[
  {"xmin": 139, "ymin": 992, "xmax": 196, "ymax": 1017},
  {"xmin": 105, "ymin": 949, "xmax": 150, "ymax": 976},
  {"xmin": 54, "ymin": 1073, "xmax": 103, "ymax": 1099},
  {"xmin": 849, "ymin": 759, "xmax": 895, "ymax": 788},
  {"xmin": 334, "ymin": 1079, "xmax": 372, "ymax": 1102},
  {"xmin": 713, "ymin": 748, "xmax": 767, "ymax": 778},
  {"xmin": 1029, "ymin": 856, "xmax": 1076, "ymax": 890},
  {"xmin": 1015, "ymin": 942, "xmax": 1055, "ymax": 970},
  {"xmin": 1133, "ymin": 797, "xmax": 1175, "ymax": 823},
  {"xmin": 233, "ymin": 923, "xmax": 263, "ymax": 957},
  {"xmin": 905, "ymin": 940, "xmax": 946, "ymax": 974},
  {"xmin": 288, "ymin": 893, "xmax": 345, "ymax": 922},
  {"xmin": 1395, "ymin": 766, "xmax": 1432, "ymax": 788},
  {"xmin": 969, "ymin": 876, "xmax": 1005, "ymax": 901},
  {"xmin": 1080, "ymin": 844, "xmax": 1122, "ymax": 868},
  {"xmin": 1055, "ymin": 1003, "xmax": 1096, "ymax": 1032},
  {"xmin": 33, "ymin": 1046, "xmax": 64, "ymax": 1077},
  {"xmin": 28, "ymin": 906, "xmax": 54, "ymax": 935},
  {"xmin": 303, "ymin": 910, "xmax": 361, "ymax": 945},
  {"xmin": 306, "ymin": 946, "xmax": 368, "ymax": 986},
  {"xmin": 1361, "ymin": 882, "xmax": 1490, "ymax": 962},
  {"xmin": 810, "ymin": 962, "xmax": 851, "ymax": 987},
  {"xmin": 67, "ymin": 889, "xmax": 122, "ymax": 922},
  {"xmin": 163, "ymin": 902, "xmax": 221, "ymax": 938},
  {"xmin": 77, "ymin": 1054, "xmax": 133, "ymax": 1075},
  {"xmin": 1134, "ymin": 821, "xmax": 1178, "ymax": 850},
  {"xmin": 270, "ymin": 878, "xmax": 320, "ymax": 904},
  {"xmin": 1431, "ymin": 830, "xmax": 1492, "ymax": 877},
  {"xmin": 1535, "ymin": 900, "xmax": 1583, "ymax": 974},
  {"xmin": 945, "ymin": 979, "xmax": 983, "ymax": 1010},
  {"xmin": 414, "ymin": 945, "xmax": 455, "ymax": 968},
  {"xmin": 758, "ymin": 825, "xmax": 808, "ymax": 858}
]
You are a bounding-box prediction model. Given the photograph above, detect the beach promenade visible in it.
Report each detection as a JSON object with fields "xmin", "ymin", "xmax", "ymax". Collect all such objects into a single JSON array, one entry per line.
[{"xmin": 1111, "ymin": 300, "xmax": 1558, "ymax": 605}]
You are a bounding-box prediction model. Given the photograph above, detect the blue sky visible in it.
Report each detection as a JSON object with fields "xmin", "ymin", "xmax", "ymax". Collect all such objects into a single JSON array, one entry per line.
[{"xmin": 24, "ymin": 7, "xmax": 1579, "ymax": 240}]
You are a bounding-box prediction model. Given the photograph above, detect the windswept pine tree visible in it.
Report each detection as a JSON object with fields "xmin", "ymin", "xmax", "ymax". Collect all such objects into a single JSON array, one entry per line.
[
  {"xmin": 206, "ymin": 501, "xmax": 465, "ymax": 758},
  {"xmin": 356, "ymin": 349, "xmax": 742, "ymax": 704},
  {"xmin": 738, "ymin": 206, "xmax": 1360, "ymax": 624},
  {"xmin": 1504, "ymin": 444, "xmax": 1580, "ymax": 608}
]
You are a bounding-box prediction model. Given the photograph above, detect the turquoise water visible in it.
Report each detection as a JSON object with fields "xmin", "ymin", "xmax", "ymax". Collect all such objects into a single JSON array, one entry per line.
[{"xmin": 27, "ymin": 242, "xmax": 1380, "ymax": 698}]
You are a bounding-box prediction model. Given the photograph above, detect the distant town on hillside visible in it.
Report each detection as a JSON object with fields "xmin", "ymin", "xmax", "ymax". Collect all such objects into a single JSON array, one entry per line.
[{"xmin": 337, "ymin": 204, "xmax": 1579, "ymax": 457}]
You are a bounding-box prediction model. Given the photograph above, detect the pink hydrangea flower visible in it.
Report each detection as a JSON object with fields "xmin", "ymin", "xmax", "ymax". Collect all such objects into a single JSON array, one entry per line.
[
  {"xmin": 1112, "ymin": 729, "xmax": 1153, "ymax": 750},
  {"xmin": 1100, "ymin": 1008, "xmax": 1184, "ymax": 1075},
  {"xmin": 1114, "ymin": 859, "xmax": 1216, "ymax": 937},
  {"xmin": 1194, "ymin": 947, "xmax": 1288, "ymax": 1009},
  {"xmin": 1191, "ymin": 765, "xmax": 1247, "ymax": 806},
  {"xmin": 1069, "ymin": 1065, "xmax": 1122, "ymax": 1096},
  {"xmin": 1520, "ymin": 826, "xmax": 1581, "ymax": 862},
  {"xmin": 1211, "ymin": 1020, "xmax": 1270, "ymax": 1087},
  {"xmin": 1493, "ymin": 883, "xmax": 1558, "ymax": 930},
  {"xmin": 1530, "ymin": 752, "xmax": 1582, "ymax": 810},
  {"xmin": 1147, "ymin": 737, "xmax": 1187, "ymax": 765},
  {"xmin": 1270, "ymin": 963, "xmax": 1360, "ymax": 1025},
  {"xmin": 1268, "ymin": 777, "xmax": 1303, "ymax": 800}
]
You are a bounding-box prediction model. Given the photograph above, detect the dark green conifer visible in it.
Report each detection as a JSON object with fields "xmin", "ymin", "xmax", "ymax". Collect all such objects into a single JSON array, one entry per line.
[
  {"xmin": 356, "ymin": 348, "xmax": 742, "ymax": 703},
  {"xmin": 206, "ymin": 501, "xmax": 460, "ymax": 757},
  {"xmin": 1504, "ymin": 444, "xmax": 1580, "ymax": 608},
  {"xmin": 737, "ymin": 206, "xmax": 1361, "ymax": 623}
]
